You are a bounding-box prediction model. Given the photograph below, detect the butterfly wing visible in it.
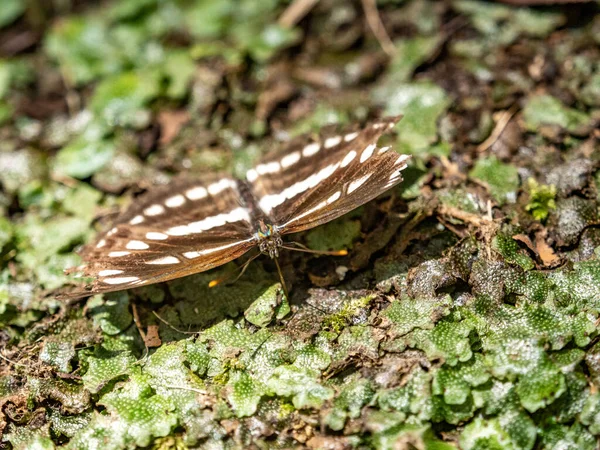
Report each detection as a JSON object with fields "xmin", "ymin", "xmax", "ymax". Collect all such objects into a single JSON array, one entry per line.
[
  {"xmin": 247, "ymin": 116, "xmax": 410, "ymax": 235},
  {"xmin": 59, "ymin": 175, "xmax": 256, "ymax": 299}
]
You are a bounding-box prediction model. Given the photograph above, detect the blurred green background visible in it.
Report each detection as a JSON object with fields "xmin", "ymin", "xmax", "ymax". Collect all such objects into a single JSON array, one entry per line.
[{"xmin": 1, "ymin": 1, "xmax": 600, "ymax": 449}]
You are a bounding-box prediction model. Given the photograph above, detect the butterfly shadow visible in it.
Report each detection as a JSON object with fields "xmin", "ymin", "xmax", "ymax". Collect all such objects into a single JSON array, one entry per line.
[{"xmin": 128, "ymin": 260, "xmax": 284, "ymax": 343}]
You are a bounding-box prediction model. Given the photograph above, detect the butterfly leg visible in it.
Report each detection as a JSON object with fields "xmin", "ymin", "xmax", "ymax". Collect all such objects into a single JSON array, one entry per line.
[
  {"xmin": 273, "ymin": 257, "xmax": 289, "ymax": 302},
  {"xmin": 208, "ymin": 252, "xmax": 261, "ymax": 288},
  {"xmin": 282, "ymin": 241, "xmax": 348, "ymax": 257}
]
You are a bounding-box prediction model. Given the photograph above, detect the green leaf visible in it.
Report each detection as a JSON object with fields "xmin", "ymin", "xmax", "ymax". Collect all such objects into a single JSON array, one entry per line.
[
  {"xmin": 306, "ymin": 218, "xmax": 361, "ymax": 252},
  {"xmin": 373, "ymin": 80, "xmax": 451, "ymax": 156},
  {"xmin": 226, "ymin": 370, "xmax": 264, "ymax": 417},
  {"xmin": 244, "ymin": 283, "xmax": 288, "ymax": 328},
  {"xmin": 98, "ymin": 371, "xmax": 178, "ymax": 447},
  {"xmin": 522, "ymin": 95, "xmax": 591, "ymax": 133},
  {"xmin": 469, "ymin": 156, "xmax": 519, "ymax": 205},
  {"xmin": 90, "ymin": 71, "xmax": 161, "ymax": 128},
  {"xmin": 0, "ymin": 0, "xmax": 25, "ymax": 28},
  {"xmin": 267, "ymin": 365, "xmax": 334, "ymax": 409},
  {"xmin": 39, "ymin": 340, "xmax": 75, "ymax": 373},
  {"xmin": 89, "ymin": 292, "xmax": 133, "ymax": 336},
  {"xmin": 53, "ymin": 137, "xmax": 114, "ymax": 179},
  {"xmin": 82, "ymin": 349, "xmax": 136, "ymax": 394}
]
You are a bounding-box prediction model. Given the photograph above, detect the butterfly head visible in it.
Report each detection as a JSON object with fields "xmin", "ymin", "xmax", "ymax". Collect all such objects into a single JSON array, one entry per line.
[{"xmin": 256, "ymin": 220, "xmax": 282, "ymax": 259}]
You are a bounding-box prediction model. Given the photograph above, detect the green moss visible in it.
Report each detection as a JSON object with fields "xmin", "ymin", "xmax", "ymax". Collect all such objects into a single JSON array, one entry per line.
[
  {"xmin": 373, "ymin": 80, "xmax": 451, "ymax": 156},
  {"xmin": 322, "ymin": 295, "xmax": 374, "ymax": 334},
  {"xmin": 523, "ymin": 95, "xmax": 591, "ymax": 133},
  {"xmin": 469, "ymin": 156, "xmax": 519, "ymax": 205},
  {"xmin": 492, "ymin": 232, "xmax": 535, "ymax": 271},
  {"xmin": 525, "ymin": 178, "xmax": 556, "ymax": 222},
  {"xmin": 306, "ymin": 218, "xmax": 362, "ymax": 252}
]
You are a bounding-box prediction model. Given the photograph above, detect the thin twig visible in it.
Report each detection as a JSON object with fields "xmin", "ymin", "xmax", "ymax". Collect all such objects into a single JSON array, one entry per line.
[
  {"xmin": 476, "ymin": 104, "xmax": 519, "ymax": 152},
  {"xmin": 278, "ymin": 0, "xmax": 320, "ymax": 28},
  {"xmin": 361, "ymin": 0, "xmax": 396, "ymax": 57},
  {"xmin": 0, "ymin": 351, "xmax": 27, "ymax": 367},
  {"xmin": 152, "ymin": 310, "xmax": 199, "ymax": 335}
]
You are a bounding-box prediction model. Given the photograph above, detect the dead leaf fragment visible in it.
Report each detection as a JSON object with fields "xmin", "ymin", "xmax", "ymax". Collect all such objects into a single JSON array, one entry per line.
[{"xmin": 158, "ymin": 110, "xmax": 190, "ymax": 145}]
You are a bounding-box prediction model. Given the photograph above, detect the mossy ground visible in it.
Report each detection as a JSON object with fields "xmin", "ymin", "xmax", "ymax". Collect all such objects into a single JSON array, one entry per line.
[{"xmin": 1, "ymin": 1, "xmax": 600, "ymax": 449}]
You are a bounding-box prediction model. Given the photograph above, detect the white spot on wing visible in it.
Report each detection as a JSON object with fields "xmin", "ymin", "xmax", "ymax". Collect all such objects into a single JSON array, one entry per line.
[
  {"xmin": 344, "ymin": 132, "xmax": 358, "ymax": 142},
  {"xmin": 378, "ymin": 146, "xmax": 390, "ymax": 154},
  {"xmin": 108, "ymin": 251, "xmax": 130, "ymax": 257},
  {"xmin": 144, "ymin": 204, "xmax": 165, "ymax": 216},
  {"xmin": 395, "ymin": 154, "xmax": 411, "ymax": 165},
  {"xmin": 327, "ymin": 191, "xmax": 341, "ymax": 204},
  {"xmin": 104, "ymin": 276, "xmax": 139, "ymax": 285},
  {"xmin": 166, "ymin": 225, "xmax": 190, "ymax": 236},
  {"xmin": 360, "ymin": 144, "xmax": 376, "ymax": 163},
  {"xmin": 187, "ymin": 207, "xmax": 250, "ymax": 233},
  {"xmin": 186, "ymin": 186, "xmax": 207, "ymax": 200},
  {"xmin": 258, "ymin": 162, "xmax": 339, "ymax": 213},
  {"xmin": 99, "ymin": 269, "xmax": 123, "ymax": 276},
  {"xmin": 96, "ymin": 239, "xmax": 106, "ymax": 248},
  {"xmin": 147, "ymin": 256, "xmax": 179, "ymax": 265},
  {"xmin": 302, "ymin": 142, "xmax": 320, "ymax": 157},
  {"xmin": 208, "ymin": 178, "xmax": 235, "ymax": 196},
  {"xmin": 183, "ymin": 240, "xmax": 250, "ymax": 259},
  {"xmin": 129, "ymin": 215, "xmax": 144, "ymax": 225},
  {"xmin": 126, "ymin": 240, "xmax": 149, "ymax": 250},
  {"xmin": 256, "ymin": 161, "xmax": 281, "ymax": 175},
  {"xmin": 280, "ymin": 151, "xmax": 301, "ymax": 168},
  {"xmin": 165, "ymin": 194, "xmax": 185, "ymax": 208},
  {"xmin": 340, "ymin": 150, "xmax": 356, "ymax": 168},
  {"xmin": 146, "ymin": 232, "xmax": 168, "ymax": 240},
  {"xmin": 324, "ymin": 136, "xmax": 342, "ymax": 148},
  {"xmin": 348, "ymin": 174, "xmax": 371, "ymax": 194},
  {"xmin": 246, "ymin": 169, "xmax": 259, "ymax": 182}
]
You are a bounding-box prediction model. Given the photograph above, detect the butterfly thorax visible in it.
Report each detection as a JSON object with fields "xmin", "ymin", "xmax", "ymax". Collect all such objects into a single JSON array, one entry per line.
[{"xmin": 256, "ymin": 220, "xmax": 283, "ymax": 258}]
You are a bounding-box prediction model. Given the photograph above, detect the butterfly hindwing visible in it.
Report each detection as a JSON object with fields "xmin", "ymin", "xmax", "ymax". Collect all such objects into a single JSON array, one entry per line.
[{"xmin": 61, "ymin": 175, "xmax": 256, "ymax": 299}]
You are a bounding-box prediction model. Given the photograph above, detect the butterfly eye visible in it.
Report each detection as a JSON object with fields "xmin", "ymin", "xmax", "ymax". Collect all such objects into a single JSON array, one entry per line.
[{"xmin": 258, "ymin": 224, "xmax": 273, "ymax": 239}]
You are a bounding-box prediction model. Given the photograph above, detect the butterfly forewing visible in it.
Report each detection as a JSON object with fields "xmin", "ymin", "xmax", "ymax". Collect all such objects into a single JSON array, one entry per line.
[
  {"xmin": 61, "ymin": 175, "xmax": 256, "ymax": 299},
  {"xmin": 247, "ymin": 116, "xmax": 409, "ymax": 234}
]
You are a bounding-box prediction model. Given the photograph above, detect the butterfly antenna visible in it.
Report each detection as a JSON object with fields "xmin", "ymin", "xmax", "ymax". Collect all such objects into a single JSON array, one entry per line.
[
  {"xmin": 281, "ymin": 241, "xmax": 348, "ymax": 257},
  {"xmin": 208, "ymin": 253, "xmax": 260, "ymax": 288},
  {"xmin": 273, "ymin": 257, "xmax": 289, "ymax": 301}
]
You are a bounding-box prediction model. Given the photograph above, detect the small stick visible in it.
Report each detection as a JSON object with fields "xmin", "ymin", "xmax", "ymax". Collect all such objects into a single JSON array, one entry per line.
[
  {"xmin": 278, "ymin": 0, "xmax": 320, "ymax": 28},
  {"xmin": 274, "ymin": 257, "xmax": 290, "ymax": 302},
  {"xmin": 361, "ymin": 0, "xmax": 396, "ymax": 57},
  {"xmin": 152, "ymin": 310, "xmax": 199, "ymax": 335},
  {"xmin": 476, "ymin": 104, "xmax": 519, "ymax": 152}
]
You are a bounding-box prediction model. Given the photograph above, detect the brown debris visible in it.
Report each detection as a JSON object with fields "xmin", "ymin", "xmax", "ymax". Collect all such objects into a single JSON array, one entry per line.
[{"xmin": 158, "ymin": 110, "xmax": 191, "ymax": 146}]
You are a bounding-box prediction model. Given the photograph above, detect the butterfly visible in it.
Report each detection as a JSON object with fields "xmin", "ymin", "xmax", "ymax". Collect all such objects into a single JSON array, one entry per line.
[{"xmin": 58, "ymin": 116, "xmax": 410, "ymax": 299}]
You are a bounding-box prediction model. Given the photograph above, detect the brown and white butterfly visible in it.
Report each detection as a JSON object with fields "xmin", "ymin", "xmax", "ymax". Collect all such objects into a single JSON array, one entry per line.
[{"xmin": 59, "ymin": 116, "xmax": 410, "ymax": 299}]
